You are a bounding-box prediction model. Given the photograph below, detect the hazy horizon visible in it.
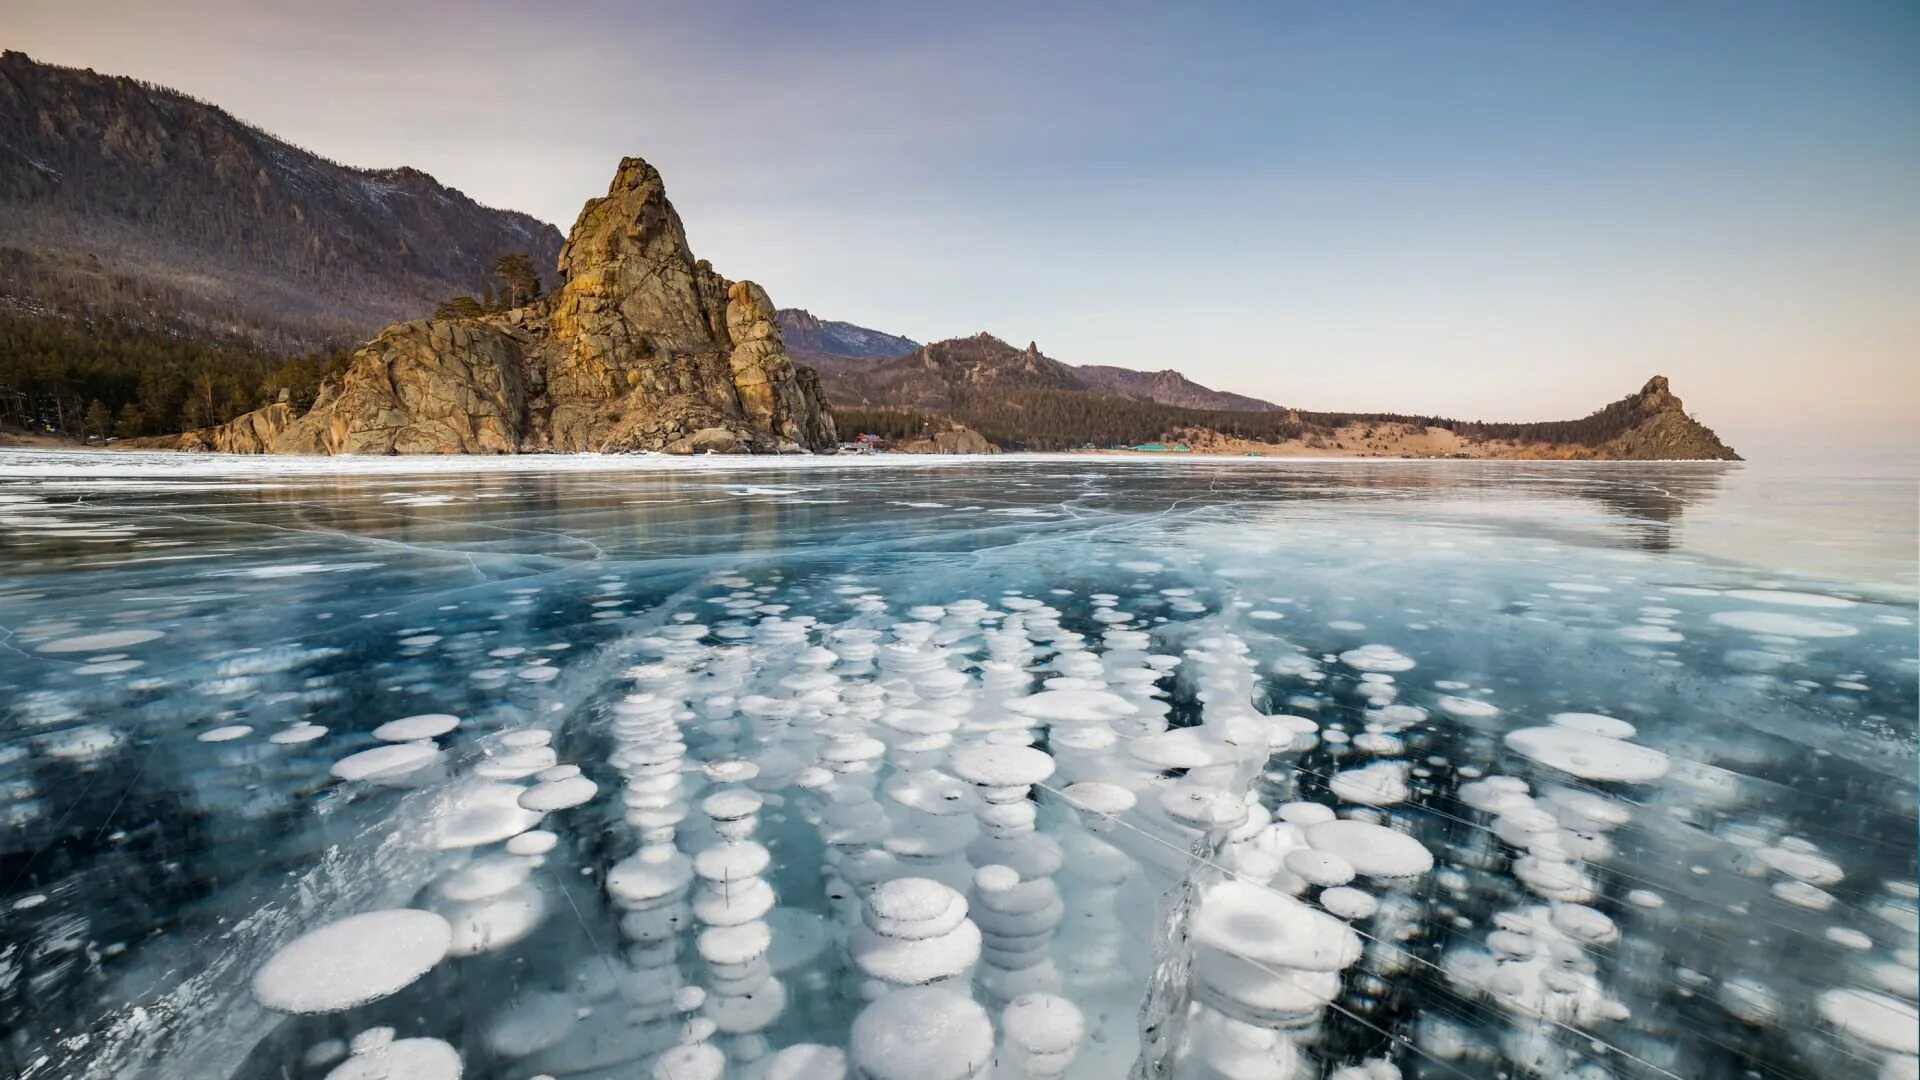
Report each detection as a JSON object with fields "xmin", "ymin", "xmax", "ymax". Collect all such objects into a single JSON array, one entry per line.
[{"xmin": 6, "ymin": 0, "xmax": 1916, "ymax": 457}]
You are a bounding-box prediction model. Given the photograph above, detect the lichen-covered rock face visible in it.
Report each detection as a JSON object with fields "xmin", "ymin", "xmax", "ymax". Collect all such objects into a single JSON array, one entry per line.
[
  {"xmin": 273, "ymin": 321, "xmax": 528, "ymax": 455},
  {"xmin": 163, "ymin": 402, "xmax": 295, "ymax": 454},
  {"xmin": 180, "ymin": 155, "xmax": 834, "ymax": 455}
]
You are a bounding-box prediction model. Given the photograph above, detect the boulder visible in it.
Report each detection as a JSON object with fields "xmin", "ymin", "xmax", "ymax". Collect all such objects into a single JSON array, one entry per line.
[{"xmin": 901, "ymin": 425, "xmax": 999, "ymax": 455}]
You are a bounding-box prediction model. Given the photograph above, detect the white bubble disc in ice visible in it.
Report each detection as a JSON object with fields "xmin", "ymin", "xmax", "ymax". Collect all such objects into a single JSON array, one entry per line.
[
  {"xmin": 1504, "ymin": 726, "xmax": 1669, "ymax": 783},
  {"xmin": 1193, "ymin": 880, "xmax": 1362, "ymax": 972},
  {"xmin": 373, "ymin": 713, "xmax": 460, "ymax": 741},
  {"xmin": 1329, "ymin": 762, "xmax": 1411, "ymax": 806},
  {"xmin": 518, "ymin": 775, "xmax": 598, "ymax": 812},
  {"xmin": 946, "ymin": 744, "xmax": 1055, "ymax": 788},
  {"xmin": 332, "ymin": 742, "xmax": 443, "ymax": 785},
  {"xmin": 252, "ymin": 909, "xmax": 452, "ymax": 1013},
  {"xmin": 849, "ymin": 986, "xmax": 994, "ymax": 1080},
  {"xmin": 1817, "ymin": 988, "xmax": 1919, "ymax": 1055},
  {"xmin": 1305, "ymin": 819, "xmax": 1434, "ymax": 880},
  {"xmin": 324, "ymin": 1035, "xmax": 461, "ymax": 1080}
]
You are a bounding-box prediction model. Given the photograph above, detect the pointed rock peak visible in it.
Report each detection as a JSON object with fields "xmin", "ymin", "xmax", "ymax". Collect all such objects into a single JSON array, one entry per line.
[
  {"xmin": 1636, "ymin": 375, "xmax": 1680, "ymax": 411},
  {"xmin": 609, "ymin": 155, "xmax": 665, "ymax": 191},
  {"xmin": 1026, "ymin": 341, "xmax": 1040, "ymax": 356}
]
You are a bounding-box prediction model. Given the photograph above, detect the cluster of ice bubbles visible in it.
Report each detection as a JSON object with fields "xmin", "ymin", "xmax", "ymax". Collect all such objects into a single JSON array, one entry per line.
[{"xmin": 192, "ymin": 568, "xmax": 1918, "ymax": 1080}]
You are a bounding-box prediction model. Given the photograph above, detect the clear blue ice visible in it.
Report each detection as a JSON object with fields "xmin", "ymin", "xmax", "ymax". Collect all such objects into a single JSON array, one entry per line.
[{"xmin": 0, "ymin": 452, "xmax": 1913, "ymax": 1080}]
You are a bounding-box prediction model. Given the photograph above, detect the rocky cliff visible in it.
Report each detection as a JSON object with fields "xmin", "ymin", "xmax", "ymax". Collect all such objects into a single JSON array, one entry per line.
[
  {"xmin": 170, "ymin": 158, "xmax": 834, "ymax": 454},
  {"xmin": 0, "ymin": 51, "xmax": 564, "ymax": 352}
]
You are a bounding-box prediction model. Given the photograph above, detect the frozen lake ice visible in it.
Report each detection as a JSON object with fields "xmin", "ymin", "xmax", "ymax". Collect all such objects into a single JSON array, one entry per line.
[{"xmin": 0, "ymin": 451, "xmax": 1914, "ymax": 1079}]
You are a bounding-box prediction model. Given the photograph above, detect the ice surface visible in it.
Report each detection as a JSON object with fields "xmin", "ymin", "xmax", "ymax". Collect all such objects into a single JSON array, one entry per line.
[{"xmin": 1, "ymin": 452, "xmax": 1914, "ymax": 1080}]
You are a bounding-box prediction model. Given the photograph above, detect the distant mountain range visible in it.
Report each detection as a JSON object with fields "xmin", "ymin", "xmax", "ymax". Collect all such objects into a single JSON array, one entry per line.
[
  {"xmin": 776, "ymin": 308, "xmax": 919, "ymax": 364},
  {"xmin": 774, "ymin": 310, "xmax": 1281, "ymax": 413},
  {"xmin": 0, "ymin": 52, "xmax": 1739, "ymax": 460},
  {"xmin": 775, "ymin": 313, "xmax": 1735, "ymax": 458},
  {"xmin": 0, "ymin": 50, "xmax": 562, "ymax": 352}
]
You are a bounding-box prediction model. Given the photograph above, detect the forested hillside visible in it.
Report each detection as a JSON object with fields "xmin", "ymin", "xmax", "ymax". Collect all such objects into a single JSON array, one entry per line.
[{"xmin": 0, "ymin": 51, "xmax": 562, "ymax": 355}]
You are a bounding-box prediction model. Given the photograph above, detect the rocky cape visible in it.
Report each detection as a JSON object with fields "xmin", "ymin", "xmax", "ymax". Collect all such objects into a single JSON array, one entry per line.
[
  {"xmin": 161, "ymin": 158, "xmax": 834, "ymax": 454},
  {"xmin": 818, "ymin": 328, "xmax": 1738, "ymax": 459}
]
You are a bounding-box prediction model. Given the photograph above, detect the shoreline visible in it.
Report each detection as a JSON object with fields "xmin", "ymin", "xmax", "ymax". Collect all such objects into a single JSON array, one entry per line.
[{"xmin": 0, "ymin": 446, "xmax": 1750, "ymax": 478}]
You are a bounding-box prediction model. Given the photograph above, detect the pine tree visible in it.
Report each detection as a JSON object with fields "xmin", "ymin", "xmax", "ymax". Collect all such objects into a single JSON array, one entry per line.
[
  {"xmin": 490, "ymin": 252, "xmax": 542, "ymax": 309},
  {"xmin": 84, "ymin": 399, "xmax": 111, "ymax": 439}
]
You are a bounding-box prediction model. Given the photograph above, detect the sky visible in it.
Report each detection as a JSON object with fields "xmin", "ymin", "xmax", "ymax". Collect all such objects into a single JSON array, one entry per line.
[{"xmin": 7, "ymin": 0, "xmax": 1918, "ymax": 455}]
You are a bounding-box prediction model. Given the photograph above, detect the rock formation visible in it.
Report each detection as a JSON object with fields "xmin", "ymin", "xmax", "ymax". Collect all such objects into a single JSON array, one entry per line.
[
  {"xmin": 1589, "ymin": 376, "xmax": 1740, "ymax": 460},
  {"xmin": 174, "ymin": 158, "xmax": 835, "ymax": 455}
]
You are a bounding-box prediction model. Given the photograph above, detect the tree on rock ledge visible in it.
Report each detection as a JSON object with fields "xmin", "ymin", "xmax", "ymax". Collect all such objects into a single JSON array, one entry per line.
[{"xmin": 490, "ymin": 253, "xmax": 543, "ymax": 309}]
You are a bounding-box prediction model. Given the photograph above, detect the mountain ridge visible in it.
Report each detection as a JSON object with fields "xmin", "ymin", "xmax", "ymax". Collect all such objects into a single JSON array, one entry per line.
[
  {"xmin": 775, "ymin": 308, "xmax": 918, "ymax": 365},
  {"xmin": 825, "ymin": 329, "xmax": 1738, "ymax": 459},
  {"xmin": 0, "ymin": 50, "xmax": 564, "ymax": 352}
]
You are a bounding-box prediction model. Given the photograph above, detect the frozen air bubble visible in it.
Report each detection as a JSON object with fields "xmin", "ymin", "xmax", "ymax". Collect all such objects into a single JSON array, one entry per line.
[
  {"xmin": 506, "ymin": 830, "xmax": 558, "ymax": 856},
  {"xmin": 1320, "ymin": 887, "xmax": 1378, "ymax": 920},
  {"xmin": 331, "ymin": 742, "xmax": 443, "ymax": 784},
  {"xmin": 1709, "ymin": 610, "xmax": 1859, "ymax": 639},
  {"xmin": 1305, "ymin": 820, "xmax": 1434, "ymax": 879},
  {"xmin": 1772, "ymin": 880, "xmax": 1837, "ymax": 910},
  {"xmin": 252, "ymin": 909, "xmax": 452, "ymax": 1014},
  {"xmin": 1757, "ymin": 845, "xmax": 1844, "ymax": 886},
  {"xmin": 1724, "ymin": 589, "xmax": 1856, "ymax": 609},
  {"xmin": 1284, "ymin": 849, "xmax": 1356, "ymax": 887},
  {"xmin": 1827, "ymin": 927, "xmax": 1874, "ymax": 951},
  {"xmin": 373, "ymin": 714, "xmax": 460, "ymax": 741},
  {"xmin": 1278, "ymin": 802, "xmax": 1337, "ymax": 826},
  {"xmin": 35, "ymin": 629, "xmax": 164, "ymax": 653},
  {"xmin": 1817, "ymin": 988, "xmax": 1920, "ymax": 1054},
  {"xmin": 1193, "ymin": 880, "xmax": 1363, "ymax": 972},
  {"xmin": 1504, "ymin": 726, "xmax": 1669, "ymax": 783},
  {"xmin": 1436, "ymin": 695, "xmax": 1499, "ymax": 719},
  {"xmin": 518, "ymin": 776, "xmax": 598, "ymax": 812},
  {"xmin": 1329, "ymin": 762, "xmax": 1411, "ymax": 806},
  {"xmin": 1061, "ymin": 782, "xmax": 1135, "ymax": 817},
  {"xmin": 441, "ymin": 881, "xmax": 548, "ymax": 955},
  {"xmin": 436, "ymin": 855, "xmax": 533, "ymax": 902},
  {"xmin": 324, "ymin": 1035, "xmax": 460, "ymax": 1080},
  {"xmin": 433, "ymin": 781, "xmax": 547, "ymax": 849},
  {"xmin": 849, "ymin": 986, "xmax": 994, "ymax": 1080},
  {"xmin": 198, "ymin": 725, "xmax": 252, "ymax": 742},
  {"xmin": 1548, "ymin": 712, "xmax": 1636, "ymax": 739},
  {"xmin": 1339, "ymin": 644, "xmax": 1415, "ymax": 672}
]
